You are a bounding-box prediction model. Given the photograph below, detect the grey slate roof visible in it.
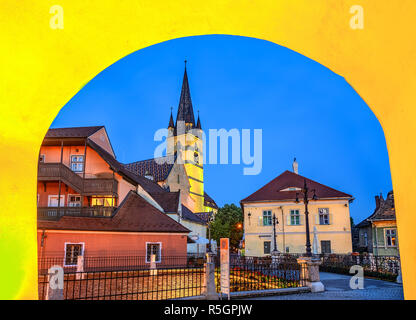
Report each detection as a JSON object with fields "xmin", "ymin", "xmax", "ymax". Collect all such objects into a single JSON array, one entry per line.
[{"xmin": 181, "ymin": 205, "xmax": 207, "ymax": 225}]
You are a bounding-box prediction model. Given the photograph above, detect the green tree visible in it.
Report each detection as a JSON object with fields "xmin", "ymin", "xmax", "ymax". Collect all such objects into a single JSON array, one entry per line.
[{"xmin": 210, "ymin": 204, "xmax": 243, "ymax": 250}]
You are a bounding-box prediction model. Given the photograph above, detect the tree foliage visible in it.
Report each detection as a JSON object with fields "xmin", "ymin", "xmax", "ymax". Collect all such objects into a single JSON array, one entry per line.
[{"xmin": 210, "ymin": 204, "xmax": 243, "ymax": 250}]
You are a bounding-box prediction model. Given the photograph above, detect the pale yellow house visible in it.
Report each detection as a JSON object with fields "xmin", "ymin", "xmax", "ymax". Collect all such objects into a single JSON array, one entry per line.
[{"xmin": 241, "ymin": 164, "xmax": 353, "ymax": 256}]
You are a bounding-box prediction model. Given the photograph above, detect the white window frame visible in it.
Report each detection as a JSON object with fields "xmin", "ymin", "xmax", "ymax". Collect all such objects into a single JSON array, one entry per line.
[
  {"xmin": 290, "ymin": 209, "xmax": 301, "ymax": 225},
  {"xmin": 64, "ymin": 242, "xmax": 85, "ymax": 267},
  {"xmin": 47, "ymin": 194, "xmax": 65, "ymax": 207},
  {"xmin": 145, "ymin": 242, "xmax": 162, "ymax": 263},
  {"xmin": 385, "ymin": 228, "xmax": 397, "ymax": 247},
  {"xmin": 363, "ymin": 232, "xmax": 368, "ymax": 246},
  {"xmin": 262, "ymin": 210, "xmax": 272, "ymax": 226},
  {"xmin": 70, "ymin": 154, "xmax": 84, "ymax": 173},
  {"xmin": 318, "ymin": 208, "xmax": 330, "ymax": 225},
  {"xmin": 68, "ymin": 194, "xmax": 82, "ymax": 207},
  {"xmin": 39, "ymin": 154, "xmax": 45, "ymax": 162}
]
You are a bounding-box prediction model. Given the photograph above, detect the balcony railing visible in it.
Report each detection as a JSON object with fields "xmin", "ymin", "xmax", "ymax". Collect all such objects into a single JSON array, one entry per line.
[
  {"xmin": 38, "ymin": 207, "xmax": 117, "ymax": 220},
  {"xmin": 38, "ymin": 162, "xmax": 118, "ymax": 195}
]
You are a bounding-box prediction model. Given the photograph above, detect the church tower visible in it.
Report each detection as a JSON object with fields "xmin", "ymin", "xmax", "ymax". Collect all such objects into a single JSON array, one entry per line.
[{"xmin": 167, "ymin": 62, "xmax": 205, "ymax": 212}]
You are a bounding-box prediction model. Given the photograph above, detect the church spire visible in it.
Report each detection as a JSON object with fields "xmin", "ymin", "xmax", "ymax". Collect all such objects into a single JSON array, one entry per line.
[
  {"xmin": 175, "ymin": 60, "xmax": 195, "ymax": 128},
  {"xmin": 168, "ymin": 107, "xmax": 174, "ymax": 128},
  {"xmin": 196, "ymin": 110, "xmax": 202, "ymax": 129}
]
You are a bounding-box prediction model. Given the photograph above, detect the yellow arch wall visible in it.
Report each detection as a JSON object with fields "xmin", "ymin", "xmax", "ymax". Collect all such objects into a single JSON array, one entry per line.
[{"xmin": 0, "ymin": 0, "xmax": 415, "ymax": 299}]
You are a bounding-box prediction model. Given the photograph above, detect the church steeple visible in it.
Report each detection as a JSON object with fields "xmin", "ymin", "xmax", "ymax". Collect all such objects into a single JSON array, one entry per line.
[
  {"xmin": 175, "ymin": 60, "xmax": 195, "ymax": 128},
  {"xmin": 168, "ymin": 107, "xmax": 174, "ymax": 129},
  {"xmin": 196, "ymin": 111, "xmax": 202, "ymax": 129}
]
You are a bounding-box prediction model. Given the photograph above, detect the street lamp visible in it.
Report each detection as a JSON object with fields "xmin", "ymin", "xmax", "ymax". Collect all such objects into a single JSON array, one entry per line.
[
  {"xmin": 207, "ymin": 211, "xmax": 214, "ymax": 253},
  {"xmin": 272, "ymin": 213, "xmax": 279, "ymax": 253},
  {"xmin": 295, "ymin": 179, "xmax": 318, "ymax": 257}
]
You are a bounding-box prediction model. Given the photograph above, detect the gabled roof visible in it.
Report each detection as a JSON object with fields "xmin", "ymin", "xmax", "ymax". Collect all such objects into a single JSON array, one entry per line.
[
  {"xmin": 45, "ymin": 126, "xmax": 104, "ymax": 138},
  {"xmin": 204, "ymin": 192, "xmax": 218, "ymax": 209},
  {"xmin": 38, "ymin": 191, "xmax": 190, "ymax": 233},
  {"xmin": 241, "ymin": 170, "xmax": 352, "ymax": 203},
  {"xmin": 181, "ymin": 205, "xmax": 207, "ymax": 225},
  {"xmin": 124, "ymin": 155, "xmax": 175, "ymax": 182},
  {"xmin": 176, "ymin": 65, "xmax": 195, "ymax": 127}
]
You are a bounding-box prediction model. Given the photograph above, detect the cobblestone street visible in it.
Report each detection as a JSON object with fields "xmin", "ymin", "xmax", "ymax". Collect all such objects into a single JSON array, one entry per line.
[{"xmin": 248, "ymin": 272, "xmax": 404, "ymax": 300}]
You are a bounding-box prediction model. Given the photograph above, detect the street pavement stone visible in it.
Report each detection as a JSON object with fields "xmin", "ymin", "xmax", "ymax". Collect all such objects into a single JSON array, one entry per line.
[{"xmin": 247, "ymin": 272, "xmax": 404, "ymax": 300}]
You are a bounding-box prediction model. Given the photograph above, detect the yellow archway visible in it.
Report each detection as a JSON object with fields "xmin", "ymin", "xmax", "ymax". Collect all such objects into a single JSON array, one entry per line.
[{"xmin": 1, "ymin": 0, "xmax": 415, "ymax": 299}]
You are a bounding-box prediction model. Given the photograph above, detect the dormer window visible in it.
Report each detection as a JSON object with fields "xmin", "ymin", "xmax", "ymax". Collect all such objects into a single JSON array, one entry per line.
[{"xmin": 280, "ymin": 187, "xmax": 301, "ymax": 192}]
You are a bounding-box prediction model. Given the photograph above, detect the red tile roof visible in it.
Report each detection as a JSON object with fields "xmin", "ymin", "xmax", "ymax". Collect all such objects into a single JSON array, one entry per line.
[
  {"xmin": 241, "ymin": 170, "xmax": 352, "ymax": 203},
  {"xmin": 38, "ymin": 191, "xmax": 190, "ymax": 233}
]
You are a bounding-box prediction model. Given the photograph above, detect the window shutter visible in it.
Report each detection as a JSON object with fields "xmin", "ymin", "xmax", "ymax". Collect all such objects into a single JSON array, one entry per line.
[
  {"xmin": 258, "ymin": 215, "xmax": 263, "ymax": 226},
  {"xmin": 299, "ymin": 214, "xmax": 304, "ymax": 225},
  {"xmin": 286, "ymin": 213, "xmax": 291, "ymax": 226},
  {"xmin": 329, "ymin": 213, "xmax": 333, "ymax": 225},
  {"xmin": 315, "ymin": 213, "xmax": 320, "ymax": 225}
]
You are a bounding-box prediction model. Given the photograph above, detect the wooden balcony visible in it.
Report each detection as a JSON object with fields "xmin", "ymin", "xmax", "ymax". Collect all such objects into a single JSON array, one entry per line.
[
  {"xmin": 38, "ymin": 162, "xmax": 118, "ymax": 195},
  {"xmin": 38, "ymin": 207, "xmax": 117, "ymax": 220}
]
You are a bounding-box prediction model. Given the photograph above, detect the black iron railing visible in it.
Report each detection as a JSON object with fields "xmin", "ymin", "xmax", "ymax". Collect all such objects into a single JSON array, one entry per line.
[
  {"xmin": 214, "ymin": 254, "xmax": 307, "ymax": 293},
  {"xmin": 38, "ymin": 255, "xmax": 205, "ymax": 300},
  {"xmin": 319, "ymin": 253, "xmax": 400, "ymax": 281}
]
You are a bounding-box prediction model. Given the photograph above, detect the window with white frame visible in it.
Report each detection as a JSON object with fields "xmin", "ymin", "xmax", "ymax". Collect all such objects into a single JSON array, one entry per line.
[
  {"xmin": 146, "ymin": 243, "xmax": 161, "ymax": 263},
  {"xmin": 68, "ymin": 195, "xmax": 82, "ymax": 207},
  {"xmin": 319, "ymin": 208, "xmax": 330, "ymax": 225},
  {"xmin": 290, "ymin": 210, "xmax": 300, "ymax": 225},
  {"xmin": 64, "ymin": 243, "xmax": 84, "ymax": 266},
  {"xmin": 70, "ymin": 155, "xmax": 84, "ymax": 172},
  {"xmin": 385, "ymin": 229, "xmax": 397, "ymax": 247},
  {"xmin": 39, "ymin": 154, "xmax": 45, "ymax": 163},
  {"xmin": 262, "ymin": 210, "xmax": 272, "ymax": 226}
]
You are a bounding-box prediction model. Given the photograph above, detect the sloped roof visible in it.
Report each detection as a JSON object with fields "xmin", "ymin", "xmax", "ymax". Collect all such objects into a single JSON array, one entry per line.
[
  {"xmin": 38, "ymin": 191, "xmax": 190, "ymax": 233},
  {"xmin": 45, "ymin": 126, "xmax": 104, "ymax": 138},
  {"xmin": 181, "ymin": 205, "xmax": 207, "ymax": 225},
  {"xmin": 151, "ymin": 192, "xmax": 180, "ymax": 213},
  {"xmin": 204, "ymin": 192, "xmax": 218, "ymax": 209},
  {"xmin": 368, "ymin": 191, "xmax": 396, "ymax": 221},
  {"xmin": 241, "ymin": 170, "xmax": 352, "ymax": 203},
  {"xmin": 124, "ymin": 155, "xmax": 175, "ymax": 182}
]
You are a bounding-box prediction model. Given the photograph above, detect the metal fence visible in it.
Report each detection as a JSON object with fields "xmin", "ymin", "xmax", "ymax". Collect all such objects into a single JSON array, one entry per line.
[
  {"xmin": 318, "ymin": 253, "xmax": 400, "ymax": 280},
  {"xmin": 38, "ymin": 255, "xmax": 205, "ymax": 300},
  {"xmin": 214, "ymin": 254, "xmax": 307, "ymax": 293}
]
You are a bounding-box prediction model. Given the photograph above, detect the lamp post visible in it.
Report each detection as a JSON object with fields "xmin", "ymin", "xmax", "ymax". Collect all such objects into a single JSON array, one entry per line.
[
  {"xmin": 207, "ymin": 211, "xmax": 213, "ymax": 253},
  {"xmin": 272, "ymin": 213, "xmax": 279, "ymax": 253},
  {"xmin": 295, "ymin": 179, "xmax": 318, "ymax": 257}
]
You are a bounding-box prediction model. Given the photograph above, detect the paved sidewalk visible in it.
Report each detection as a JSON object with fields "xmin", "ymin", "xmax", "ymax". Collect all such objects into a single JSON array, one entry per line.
[{"xmin": 248, "ymin": 272, "xmax": 404, "ymax": 300}]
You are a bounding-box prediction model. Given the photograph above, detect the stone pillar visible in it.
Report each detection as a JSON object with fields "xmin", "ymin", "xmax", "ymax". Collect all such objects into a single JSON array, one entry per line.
[
  {"xmin": 271, "ymin": 251, "xmax": 280, "ymax": 265},
  {"xmin": 76, "ymin": 255, "xmax": 84, "ymax": 280},
  {"xmin": 150, "ymin": 254, "xmax": 157, "ymax": 276},
  {"xmin": 203, "ymin": 252, "xmax": 218, "ymax": 300},
  {"xmin": 46, "ymin": 265, "xmax": 64, "ymax": 300},
  {"xmin": 297, "ymin": 256, "xmax": 325, "ymax": 293}
]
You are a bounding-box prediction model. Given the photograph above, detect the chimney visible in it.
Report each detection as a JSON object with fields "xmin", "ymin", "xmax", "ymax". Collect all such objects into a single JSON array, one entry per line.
[
  {"xmin": 375, "ymin": 195, "xmax": 380, "ymax": 209},
  {"xmin": 292, "ymin": 157, "xmax": 299, "ymax": 174}
]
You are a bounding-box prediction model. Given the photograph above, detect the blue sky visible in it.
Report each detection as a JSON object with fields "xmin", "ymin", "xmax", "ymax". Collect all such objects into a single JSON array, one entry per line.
[{"xmin": 52, "ymin": 35, "xmax": 392, "ymax": 223}]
